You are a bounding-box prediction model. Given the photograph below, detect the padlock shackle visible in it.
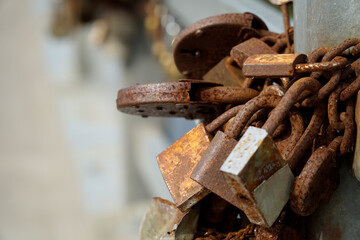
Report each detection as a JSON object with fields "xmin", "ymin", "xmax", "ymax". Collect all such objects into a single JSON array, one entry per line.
[
  {"xmin": 224, "ymin": 95, "xmax": 282, "ymax": 139},
  {"xmin": 194, "ymin": 86, "xmax": 259, "ymax": 104},
  {"xmin": 205, "ymin": 105, "xmax": 243, "ymax": 133},
  {"xmin": 262, "ymin": 77, "xmax": 321, "ymax": 135}
]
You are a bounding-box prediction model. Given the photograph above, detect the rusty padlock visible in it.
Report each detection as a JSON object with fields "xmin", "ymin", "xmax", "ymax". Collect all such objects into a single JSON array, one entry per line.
[
  {"xmin": 190, "ymin": 94, "xmax": 291, "ymax": 227},
  {"xmin": 230, "ymin": 38, "xmax": 276, "ymax": 68},
  {"xmin": 190, "ymin": 95, "xmax": 285, "ymax": 212},
  {"xmin": 156, "ymin": 105, "xmax": 244, "ymax": 211},
  {"xmin": 202, "ymin": 56, "xmax": 245, "ymax": 86},
  {"xmin": 243, "ymin": 54, "xmax": 347, "ymax": 78},
  {"xmin": 190, "ymin": 92, "xmax": 304, "ymax": 222},
  {"xmin": 220, "ymin": 126, "xmax": 294, "ymax": 227},
  {"xmin": 290, "ymin": 137, "xmax": 342, "ymax": 216},
  {"xmin": 173, "ymin": 13, "xmax": 269, "ymax": 79},
  {"xmin": 218, "ymin": 78, "xmax": 322, "ymax": 227},
  {"xmin": 140, "ymin": 197, "xmax": 185, "ymax": 240},
  {"xmin": 117, "ymin": 80, "xmax": 258, "ymax": 119}
]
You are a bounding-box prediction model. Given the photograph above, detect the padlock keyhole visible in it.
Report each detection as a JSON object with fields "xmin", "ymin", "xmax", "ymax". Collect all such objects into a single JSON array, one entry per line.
[
  {"xmin": 237, "ymin": 193, "xmax": 252, "ymax": 205},
  {"xmin": 180, "ymin": 49, "xmax": 200, "ymax": 57}
]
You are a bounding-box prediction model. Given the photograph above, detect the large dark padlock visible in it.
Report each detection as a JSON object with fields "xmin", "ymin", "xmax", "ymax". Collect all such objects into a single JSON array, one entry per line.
[
  {"xmin": 173, "ymin": 13, "xmax": 268, "ymax": 79},
  {"xmin": 157, "ymin": 105, "xmax": 243, "ymax": 212},
  {"xmin": 230, "ymin": 38, "xmax": 276, "ymax": 68},
  {"xmin": 117, "ymin": 80, "xmax": 258, "ymax": 119}
]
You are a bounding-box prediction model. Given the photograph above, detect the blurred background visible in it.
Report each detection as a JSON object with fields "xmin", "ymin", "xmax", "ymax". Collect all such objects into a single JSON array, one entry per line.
[{"xmin": 0, "ymin": 0, "xmax": 283, "ymax": 239}]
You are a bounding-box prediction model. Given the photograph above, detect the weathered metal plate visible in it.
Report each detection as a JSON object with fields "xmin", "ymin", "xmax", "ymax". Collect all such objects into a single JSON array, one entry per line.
[
  {"xmin": 175, "ymin": 203, "xmax": 201, "ymax": 240},
  {"xmin": 140, "ymin": 197, "xmax": 184, "ymax": 240},
  {"xmin": 202, "ymin": 57, "xmax": 245, "ymax": 86},
  {"xmin": 243, "ymin": 54, "xmax": 307, "ymax": 77},
  {"xmin": 221, "ymin": 127, "xmax": 291, "ymax": 227},
  {"xmin": 190, "ymin": 131, "xmax": 241, "ymax": 209},
  {"xmin": 116, "ymin": 82, "xmax": 220, "ymax": 119},
  {"xmin": 231, "ymin": 38, "xmax": 276, "ymax": 67},
  {"xmin": 253, "ymin": 165, "xmax": 294, "ymax": 227},
  {"xmin": 157, "ymin": 123, "xmax": 211, "ymax": 212},
  {"xmin": 173, "ymin": 13, "xmax": 268, "ymax": 79}
]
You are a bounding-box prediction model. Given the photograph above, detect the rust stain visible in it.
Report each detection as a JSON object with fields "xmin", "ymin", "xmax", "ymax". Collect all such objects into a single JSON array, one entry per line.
[{"xmin": 157, "ymin": 123, "xmax": 211, "ymax": 211}]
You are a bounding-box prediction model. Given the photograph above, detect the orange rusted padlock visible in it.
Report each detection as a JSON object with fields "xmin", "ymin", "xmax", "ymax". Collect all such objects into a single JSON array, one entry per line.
[{"xmin": 157, "ymin": 123, "xmax": 212, "ymax": 212}]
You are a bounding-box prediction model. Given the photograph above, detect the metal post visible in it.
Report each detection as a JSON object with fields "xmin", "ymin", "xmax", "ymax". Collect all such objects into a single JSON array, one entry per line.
[
  {"xmin": 294, "ymin": 0, "xmax": 360, "ymax": 54},
  {"xmin": 294, "ymin": 1, "xmax": 360, "ymax": 239}
]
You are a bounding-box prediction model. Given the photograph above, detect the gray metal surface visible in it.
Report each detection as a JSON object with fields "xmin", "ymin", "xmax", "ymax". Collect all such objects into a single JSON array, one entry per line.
[
  {"xmin": 294, "ymin": 1, "xmax": 360, "ymax": 239},
  {"xmin": 294, "ymin": 0, "xmax": 360, "ymax": 54}
]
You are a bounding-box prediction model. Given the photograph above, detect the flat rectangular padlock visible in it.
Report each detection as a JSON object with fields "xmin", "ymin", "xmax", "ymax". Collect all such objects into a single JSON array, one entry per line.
[
  {"xmin": 157, "ymin": 123, "xmax": 211, "ymax": 212},
  {"xmin": 243, "ymin": 54, "xmax": 307, "ymax": 78},
  {"xmin": 221, "ymin": 126, "xmax": 294, "ymax": 227},
  {"xmin": 243, "ymin": 53, "xmax": 347, "ymax": 78},
  {"xmin": 230, "ymin": 38, "xmax": 276, "ymax": 68},
  {"xmin": 190, "ymin": 131, "xmax": 240, "ymax": 209},
  {"xmin": 203, "ymin": 56, "xmax": 245, "ymax": 87}
]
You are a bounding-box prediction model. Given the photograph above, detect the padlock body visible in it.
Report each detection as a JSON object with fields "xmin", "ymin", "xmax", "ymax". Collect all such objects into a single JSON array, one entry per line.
[
  {"xmin": 157, "ymin": 123, "xmax": 211, "ymax": 211},
  {"xmin": 243, "ymin": 54, "xmax": 306, "ymax": 77},
  {"xmin": 230, "ymin": 38, "xmax": 276, "ymax": 68},
  {"xmin": 191, "ymin": 131, "xmax": 240, "ymax": 208},
  {"xmin": 140, "ymin": 197, "xmax": 184, "ymax": 240},
  {"xmin": 221, "ymin": 126, "xmax": 294, "ymax": 227},
  {"xmin": 203, "ymin": 57, "xmax": 245, "ymax": 86}
]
